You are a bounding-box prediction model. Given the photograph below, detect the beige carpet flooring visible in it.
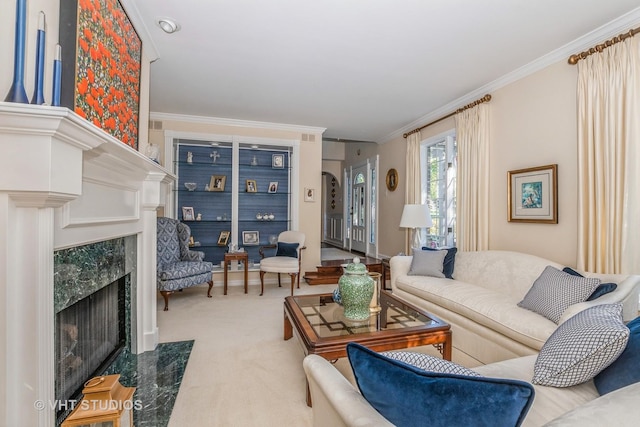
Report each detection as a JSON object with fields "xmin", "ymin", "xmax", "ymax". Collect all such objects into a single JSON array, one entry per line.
[{"xmin": 157, "ymin": 281, "xmax": 343, "ymax": 426}]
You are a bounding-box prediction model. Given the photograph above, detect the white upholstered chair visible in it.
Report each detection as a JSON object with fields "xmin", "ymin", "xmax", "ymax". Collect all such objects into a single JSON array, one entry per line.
[{"xmin": 259, "ymin": 231, "xmax": 306, "ymax": 296}]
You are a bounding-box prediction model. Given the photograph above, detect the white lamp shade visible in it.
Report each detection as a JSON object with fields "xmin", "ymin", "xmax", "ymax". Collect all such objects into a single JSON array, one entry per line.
[{"xmin": 399, "ymin": 204, "xmax": 433, "ymax": 228}]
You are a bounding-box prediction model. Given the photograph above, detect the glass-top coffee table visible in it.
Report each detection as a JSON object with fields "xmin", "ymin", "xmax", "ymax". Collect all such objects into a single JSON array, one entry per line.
[{"xmin": 284, "ymin": 289, "xmax": 451, "ymax": 405}]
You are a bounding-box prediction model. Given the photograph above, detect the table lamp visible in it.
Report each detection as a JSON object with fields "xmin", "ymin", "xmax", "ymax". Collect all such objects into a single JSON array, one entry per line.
[{"xmin": 400, "ymin": 204, "xmax": 433, "ymax": 251}]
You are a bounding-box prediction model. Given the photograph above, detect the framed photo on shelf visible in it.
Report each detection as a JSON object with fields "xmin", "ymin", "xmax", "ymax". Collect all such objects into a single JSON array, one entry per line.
[
  {"xmin": 189, "ymin": 236, "xmax": 195, "ymax": 246},
  {"xmin": 508, "ymin": 164, "xmax": 558, "ymax": 223},
  {"xmin": 268, "ymin": 181, "xmax": 278, "ymax": 193},
  {"xmin": 246, "ymin": 179, "xmax": 257, "ymax": 193},
  {"xmin": 182, "ymin": 206, "xmax": 195, "ymax": 221},
  {"xmin": 217, "ymin": 230, "xmax": 230, "ymax": 246},
  {"xmin": 209, "ymin": 175, "xmax": 226, "ymax": 192},
  {"xmin": 242, "ymin": 231, "xmax": 260, "ymax": 245},
  {"xmin": 272, "ymin": 154, "xmax": 285, "ymax": 169}
]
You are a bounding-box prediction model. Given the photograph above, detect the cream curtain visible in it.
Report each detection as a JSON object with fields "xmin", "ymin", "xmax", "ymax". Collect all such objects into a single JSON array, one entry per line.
[
  {"xmin": 404, "ymin": 131, "xmax": 422, "ymax": 253},
  {"xmin": 405, "ymin": 131, "xmax": 422, "ymax": 204},
  {"xmin": 577, "ymin": 37, "xmax": 640, "ymax": 274},
  {"xmin": 455, "ymin": 103, "xmax": 490, "ymax": 252}
]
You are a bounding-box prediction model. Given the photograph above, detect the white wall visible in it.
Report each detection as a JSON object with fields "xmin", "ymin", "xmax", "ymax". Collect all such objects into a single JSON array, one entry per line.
[
  {"xmin": 490, "ymin": 61, "xmax": 579, "ymax": 266},
  {"xmin": 344, "ymin": 60, "xmax": 581, "ymax": 266}
]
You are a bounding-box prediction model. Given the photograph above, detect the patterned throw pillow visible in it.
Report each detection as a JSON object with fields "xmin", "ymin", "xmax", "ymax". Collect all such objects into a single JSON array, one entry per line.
[
  {"xmin": 518, "ymin": 266, "xmax": 600, "ymax": 323},
  {"xmin": 381, "ymin": 350, "xmax": 480, "ymax": 376},
  {"xmin": 532, "ymin": 304, "xmax": 629, "ymax": 387}
]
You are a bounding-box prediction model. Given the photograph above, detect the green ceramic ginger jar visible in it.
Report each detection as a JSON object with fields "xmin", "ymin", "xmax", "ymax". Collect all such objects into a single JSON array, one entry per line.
[{"xmin": 338, "ymin": 257, "xmax": 374, "ymax": 321}]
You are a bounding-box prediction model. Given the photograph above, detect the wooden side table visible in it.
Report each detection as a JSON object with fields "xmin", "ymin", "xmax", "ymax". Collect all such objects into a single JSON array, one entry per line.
[{"xmin": 223, "ymin": 252, "xmax": 249, "ymax": 295}]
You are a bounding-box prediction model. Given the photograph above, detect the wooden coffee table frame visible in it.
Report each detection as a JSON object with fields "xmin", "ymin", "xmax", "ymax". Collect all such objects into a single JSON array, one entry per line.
[{"xmin": 284, "ymin": 289, "xmax": 452, "ymax": 405}]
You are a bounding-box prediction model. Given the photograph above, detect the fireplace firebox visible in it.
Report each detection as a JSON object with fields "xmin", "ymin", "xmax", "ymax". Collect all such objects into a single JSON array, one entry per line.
[{"xmin": 55, "ymin": 275, "xmax": 128, "ymax": 422}]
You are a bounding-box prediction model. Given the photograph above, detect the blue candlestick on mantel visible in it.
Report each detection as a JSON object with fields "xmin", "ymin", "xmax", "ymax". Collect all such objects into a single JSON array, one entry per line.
[
  {"xmin": 4, "ymin": 0, "xmax": 29, "ymax": 103},
  {"xmin": 31, "ymin": 11, "xmax": 46, "ymax": 105},
  {"xmin": 52, "ymin": 44, "xmax": 62, "ymax": 106}
]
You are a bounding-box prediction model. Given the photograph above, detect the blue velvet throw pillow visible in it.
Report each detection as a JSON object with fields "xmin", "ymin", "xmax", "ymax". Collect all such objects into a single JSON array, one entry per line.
[
  {"xmin": 562, "ymin": 267, "xmax": 618, "ymax": 301},
  {"xmin": 275, "ymin": 242, "xmax": 299, "ymax": 258},
  {"xmin": 422, "ymin": 246, "xmax": 457, "ymax": 278},
  {"xmin": 346, "ymin": 343, "xmax": 535, "ymax": 427},
  {"xmin": 594, "ymin": 315, "xmax": 640, "ymax": 395}
]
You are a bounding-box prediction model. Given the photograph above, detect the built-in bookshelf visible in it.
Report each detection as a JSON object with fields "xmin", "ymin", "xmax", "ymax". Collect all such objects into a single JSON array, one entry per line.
[{"xmin": 174, "ymin": 141, "xmax": 292, "ymax": 265}]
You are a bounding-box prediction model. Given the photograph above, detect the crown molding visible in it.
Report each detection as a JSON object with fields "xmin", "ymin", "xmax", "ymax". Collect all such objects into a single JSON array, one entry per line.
[
  {"xmin": 379, "ymin": 7, "xmax": 640, "ymax": 144},
  {"xmin": 150, "ymin": 111, "xmax": 326, "ymax": 135}
]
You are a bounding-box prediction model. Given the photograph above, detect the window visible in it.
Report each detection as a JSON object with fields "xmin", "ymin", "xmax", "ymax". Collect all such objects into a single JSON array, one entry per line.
[{"xmin": 420, "ymin": 131, "xmax": 456, "ymax": 248}]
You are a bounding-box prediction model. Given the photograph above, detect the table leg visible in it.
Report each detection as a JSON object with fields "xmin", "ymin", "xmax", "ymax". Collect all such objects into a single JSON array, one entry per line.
[
  {"xmin": 244, "ymin": 259, "xmax": 248, "ymax": 294},
  {"xmin": 442, "ymin": 331, "xmax": 452, "ymax": 360},
  {"xmin": 284, "ymin": 310, "xmax": 292, "ymax": 340},
  {"xmin": 223, "ymin": 260, "xmax": 228, "ymax": 295},
  {"xmin": 306, "ymin": 379, "xmax": 312, "ymax": 407}
]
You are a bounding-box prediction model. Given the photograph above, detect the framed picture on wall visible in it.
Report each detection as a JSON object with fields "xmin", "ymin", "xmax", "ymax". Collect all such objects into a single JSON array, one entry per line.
[
  {"xmin": 304, "ymin": 188, "xmax": 315, "ymax": 202},
  {"xmin": 507, "ymin": 164, "xmax": 558, "ymax": 223},
  {"xmin": 59, "ymin": 0, "xmax": 142, "ymax": 149},
  {"xmin": 268, "ymin": 182, "xmax": 278, "ymax": 193}
]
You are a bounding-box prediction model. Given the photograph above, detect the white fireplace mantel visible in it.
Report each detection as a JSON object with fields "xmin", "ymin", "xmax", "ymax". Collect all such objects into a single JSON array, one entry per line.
[{"xmin": 0, "ymin": 103, "xmax": 174, "ymax": 426}]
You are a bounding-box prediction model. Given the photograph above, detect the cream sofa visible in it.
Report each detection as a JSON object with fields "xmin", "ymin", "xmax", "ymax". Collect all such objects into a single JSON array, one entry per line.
[
  {"xmin": 303, "ymin": 353, "xmax": 640, "ymax": 426},
  {"xmin": 390, "ymin": 250, "xmax": 640, "ymax": 366}
]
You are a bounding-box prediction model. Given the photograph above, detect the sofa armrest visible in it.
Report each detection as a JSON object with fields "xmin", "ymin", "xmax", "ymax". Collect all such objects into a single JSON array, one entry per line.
[
  {"xmin": 303, "ymin": 355, "xmax": 393, "ymax": 427},
  {"xmin": 543, "ymin": 382, "xmax": 640, "ymax": 426},
  {"xmin": 558, "ymin": 275, "xmax": 640, "ymax": 323},
  {"xmin": 389, "ymin": 256, "xmax": 413, "ymax": 292}
]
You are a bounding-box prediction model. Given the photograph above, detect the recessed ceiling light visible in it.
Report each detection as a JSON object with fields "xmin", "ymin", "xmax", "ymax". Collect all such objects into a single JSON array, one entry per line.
[{"xmin": 157, "ymin": 18, "xmax": 179, "ymax": 34}]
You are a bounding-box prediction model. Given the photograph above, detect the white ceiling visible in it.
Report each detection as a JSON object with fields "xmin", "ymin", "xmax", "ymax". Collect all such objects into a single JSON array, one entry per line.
[{"xmin": 129, "ymin": 0, "xmax": 640, "ymax": 142}]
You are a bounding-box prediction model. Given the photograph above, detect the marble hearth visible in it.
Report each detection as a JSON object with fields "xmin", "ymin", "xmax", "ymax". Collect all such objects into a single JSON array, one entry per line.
[{"xmin": 0, "ymin": 103, "xmax": 174, "ymax": 426}]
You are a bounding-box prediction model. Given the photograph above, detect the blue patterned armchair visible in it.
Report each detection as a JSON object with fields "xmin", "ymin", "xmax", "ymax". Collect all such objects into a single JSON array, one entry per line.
[{"xmin": 157, "ymin": 217, "xmax": 214, "ymax": 310}]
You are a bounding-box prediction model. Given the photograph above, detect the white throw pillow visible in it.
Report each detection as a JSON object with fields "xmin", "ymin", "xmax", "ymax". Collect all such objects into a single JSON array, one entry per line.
[
  {"xmin": 407, "ymin": 250, "xmax": 447, "ymax": 278},
  {"xmin": 518, "ymin": 265, "xmax": 600, "ymax": 323},
  {"xmin": 532, "ymin": 304, "xmax": 629, "ymax": 387},
  {"xmin": 381, "ymin": 351, "xmax": 480, "ymax": 377}
]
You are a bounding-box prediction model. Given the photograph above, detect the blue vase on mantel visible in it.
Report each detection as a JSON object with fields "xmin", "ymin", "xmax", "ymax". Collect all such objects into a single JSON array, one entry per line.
[
  {"xmin": 338, "ymin": 257, "xmax": 374, "ymax": 321},
  {"xmin": 5, "ymin": 0, "xmax": 29, "ymax": 103}
]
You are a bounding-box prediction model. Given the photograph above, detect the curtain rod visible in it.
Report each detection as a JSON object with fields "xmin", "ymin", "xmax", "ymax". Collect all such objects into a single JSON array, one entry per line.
[
  {"xmin": 568, "ymin": 26, "xmax": 640, "ymax": 65},
  {"xmin": 403, "ymin": 94, "xmax": 492, "ymax": 138}
]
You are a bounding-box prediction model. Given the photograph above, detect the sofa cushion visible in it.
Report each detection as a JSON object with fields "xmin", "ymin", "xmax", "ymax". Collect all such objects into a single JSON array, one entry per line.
[
  {"xmin": 474, "ymin": 355, "xmax": 599, "ymax": 426},
  {"xmin": 158, "ymin": 261, "xmax": 214, "ymax": 280},
  {"xmin": 532, "ymin": 304, "xmax": 629, "ymax": 388},
  {"xmin": 381, "ymin": 350, "xmax": 480, "ymax": 376},
  {"xmin": 408, "ymin": 249, "xmax": 447, "ymax": 278},
  {"xmin": 594, "ymin": 315, "xmax": 640, "ymax": 395},
  {"xmin": 562, "ymin": 267, "xmax": 618, "ymax": 301},
  {"xmin": 518, "ymin": 266, "xmax": 600, "ymax": 323},
  {"xmin": 422, "ymin": 247, "xmax": 457, "ymax": 278},
  {"xmin": 347, "ymin": 343, "xmax": 534, "ymax": 427},
  {"xmin": 395, "ymin": 276, "xmax": 557, "ymax": 350},
  {"xmin": 275, "ymin": 242, "xmax": 299, "ymax": 258}
]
